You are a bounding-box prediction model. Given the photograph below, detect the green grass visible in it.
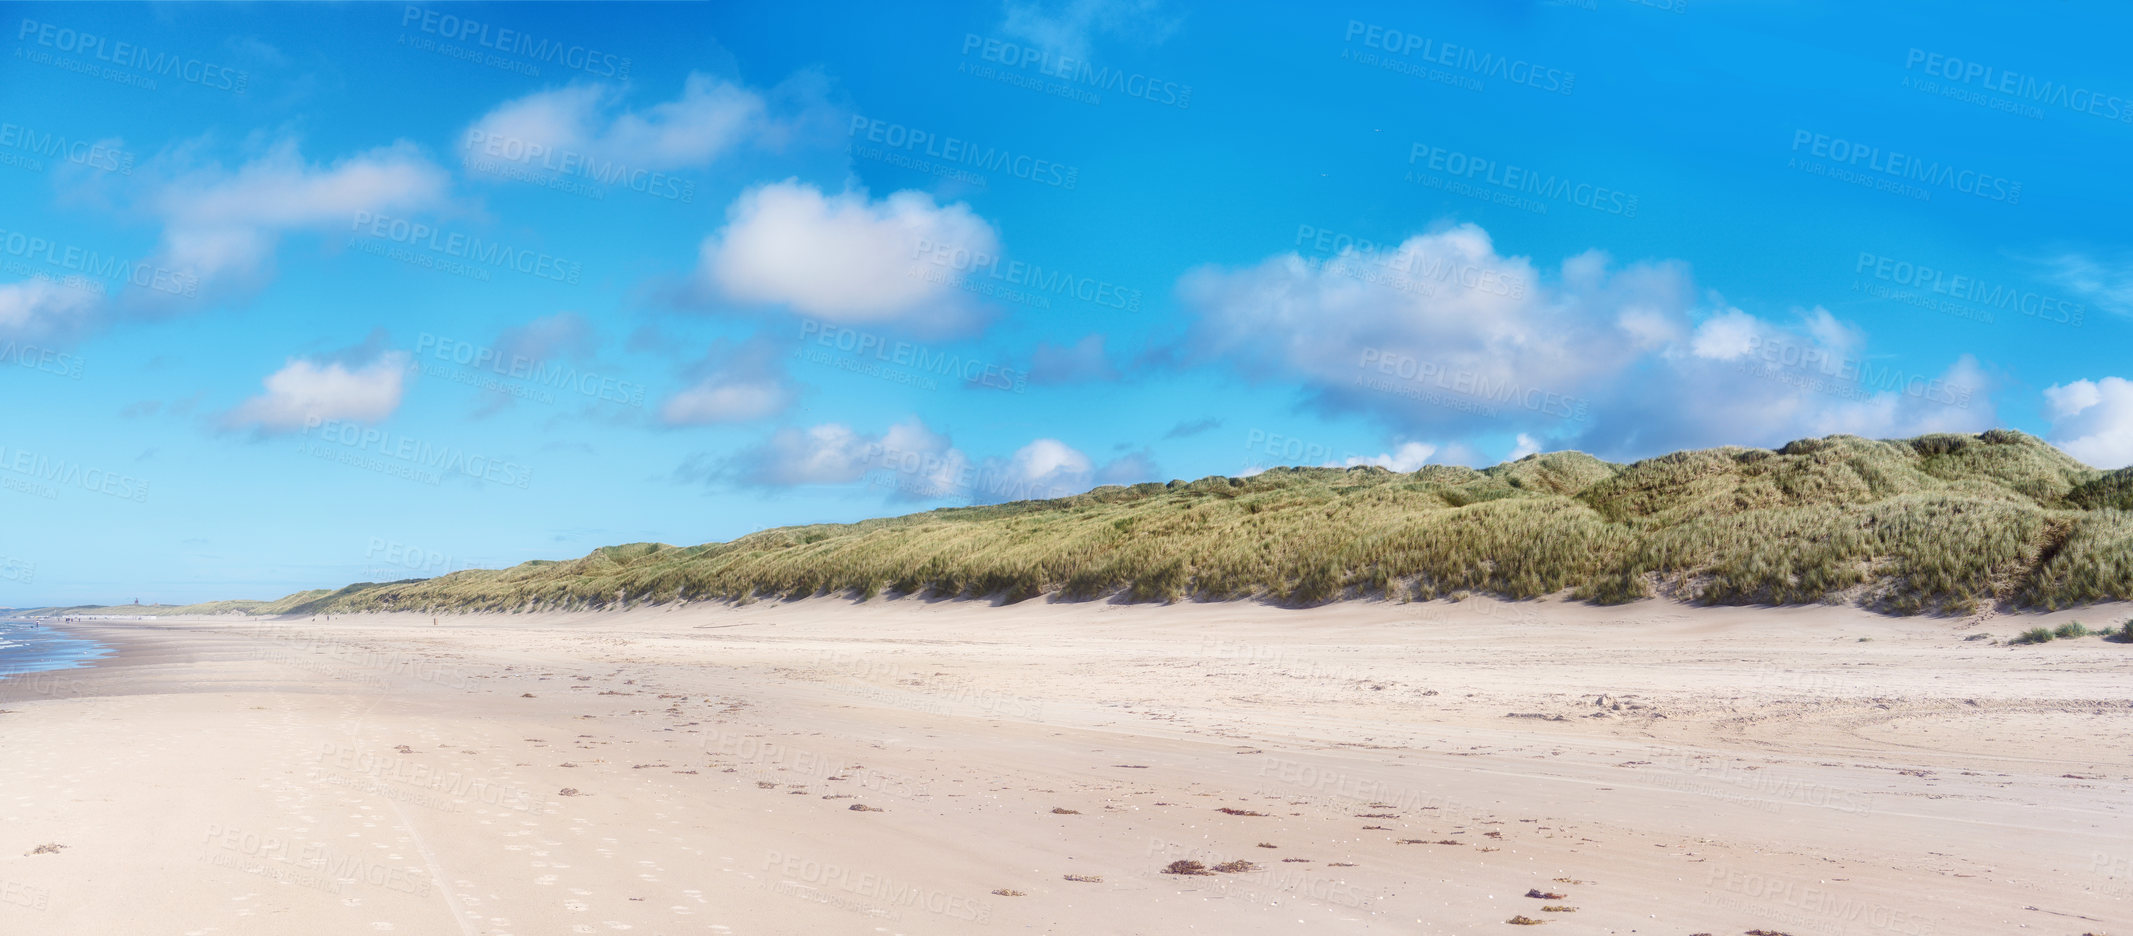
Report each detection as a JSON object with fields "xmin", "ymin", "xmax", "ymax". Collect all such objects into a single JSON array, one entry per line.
[
  {"xmin": 2011, "ymin": 627, "xmax": 2056, "ymax": 645},
  {"xmin": 35, "ymin": 430, "xmax": 2133, "ymax": 618}
]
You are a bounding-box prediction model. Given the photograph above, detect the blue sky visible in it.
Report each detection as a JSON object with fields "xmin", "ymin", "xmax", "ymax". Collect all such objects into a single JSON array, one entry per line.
[{"xmin": 3, "ymin": 0, "xmax": 2130, "ymax": 605}]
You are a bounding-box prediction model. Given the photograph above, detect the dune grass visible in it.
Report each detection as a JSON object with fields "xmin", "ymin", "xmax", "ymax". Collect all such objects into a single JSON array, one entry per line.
[{"xmin": 37, "ymin": 430, "xmax": 2133, "ymax": 619}]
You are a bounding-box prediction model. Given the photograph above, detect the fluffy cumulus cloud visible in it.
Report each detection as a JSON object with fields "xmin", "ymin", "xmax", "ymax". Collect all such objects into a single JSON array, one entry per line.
[
  {"xmin": 2043, "ymin": 377, "xmax": 2133, "ymax": 468},
  {"xmin": 660, "ymin": 337, "xmax": 796, "ymax": 426},
  {"xmin": 1179, "ymin": 222, "xmax": 1993, "ymax": 459},
  {"xmin": 0, "ymin": 277, "xmax": 101, "ymax": 341},
  {"xmin": 1505, "ymin": 434, "xmax": 1543, "ymax": 461},
  {"xmin": 150, "ymin": 139, "xmax": 449, "ymax": 301},
  {"xmin": 729, "ymin": 419, "xmax": 963, "ymax": 491},
  {"xmin": 722, "ymin": 418, "xmax": 1146, "ymax": 503},
  {"xmin": 1627, "ymin": 306, "xmax": 1994, "ymax": 454},
  {"xmin": 223, "ymin": 350, "xmax": 411, "ymax": 433},
  {"xmin": 1337, "ymin": 441, "xmax": 1437, "ymax": 472},
  {"xmin": 697, "ymin": 181, "xmax": 999, "ymax": 335},
  {"xmin": 461, "ymin": 73, "xmax": 767, "ymax": 175}
]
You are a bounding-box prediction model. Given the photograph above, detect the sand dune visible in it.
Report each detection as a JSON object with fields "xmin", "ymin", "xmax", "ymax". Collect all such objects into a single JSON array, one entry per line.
[{"xmin": 1, "ymin": 597, "xmax": 2128, "ymax": 934}]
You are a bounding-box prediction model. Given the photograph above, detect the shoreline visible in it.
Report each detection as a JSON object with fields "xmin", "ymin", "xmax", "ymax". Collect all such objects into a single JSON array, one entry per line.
[{"xmin": 29, "ymin": 587, "xmax": 2133, "ymax": 626}]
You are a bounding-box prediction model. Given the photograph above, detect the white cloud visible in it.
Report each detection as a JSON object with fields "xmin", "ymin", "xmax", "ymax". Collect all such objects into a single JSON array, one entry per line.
[
  {"xmin": 1180, "ymin": 224, "xmax": 1672, "ymax": 430},
  {"xmin": 697, "ymin": 181, "xmax": 999, "ymax": 335},
  {"xmin": 151, "ymin": 140, "xmax": 449, "ymax": 299},
  {"xmin": 726, "ymin": 419, "xmax": 1126, "ymax": 504},
  {"xmin": 224, "ymin": 350, "xmax": 411, "ymax": 433},
  {"xmin": 461, "ymin": 73, "xmax": 767, "ymax": 173},
  {"xmin": 2040, "ymin": 251, "xmax": 2133, "ymax": 319},
  {"xmin": 994, "ymin": 438, "xmax": 1094, "ymax": 498},
  {"xmin": 1505, "ymin": 434, "xmax": 1543, "ymax": 461},
  {"xmin": 1334, "ymin": 441, "xmax": 1437, "ymax": 472},
  {"xmin": 2043, "ymin": 376, "xmax": 2133, "ymax": 468},
  {"xmin": 1096, "ymin": 447, "xmax": 1159, "ymax": 485},
  {"xmin": 734, "ymin": 419, "xmax": 962, "ymax": 489},
  {"xmin": 746, "ymin": 423, "xmax": 875, "ymax": 485},
  {"xmin": 1180, "ymin": 222, "xmax": 1992, "ymax": 459},
  {"xmin": 0, "ymin": 277, "xmax": 101, "ymax": 340},
  {"xmin": 1029, "ymin": 334, "xmax": 1117, "ymax": 384},
  {"xmin": 662, "ymin": 382, "xmax": 793, "ymax": 426},
  {"xmin": 999, "ymin": 0, "xmax": 1179, "ymax": 59},
  {"xmin": 660, "ymin": 336, "xmax": 797, "ymax": 426}
]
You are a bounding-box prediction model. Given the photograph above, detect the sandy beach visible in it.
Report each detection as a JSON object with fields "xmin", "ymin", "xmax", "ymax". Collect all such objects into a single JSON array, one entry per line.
[{"xmin": 1, "ymin": 597, "xmax": 2128, "ymax": 935}]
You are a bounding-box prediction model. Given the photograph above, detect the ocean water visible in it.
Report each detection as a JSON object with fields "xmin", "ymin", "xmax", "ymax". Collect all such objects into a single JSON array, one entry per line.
[{"xmin": 0, "ymin": 619, "xmax": 113, "ymax": 678}]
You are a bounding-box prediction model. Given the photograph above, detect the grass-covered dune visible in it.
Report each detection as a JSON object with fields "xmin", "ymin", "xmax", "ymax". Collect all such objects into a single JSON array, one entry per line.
[{"xmin": 43, "ymin": 431, "xmax": 2133, "ymax": 618}]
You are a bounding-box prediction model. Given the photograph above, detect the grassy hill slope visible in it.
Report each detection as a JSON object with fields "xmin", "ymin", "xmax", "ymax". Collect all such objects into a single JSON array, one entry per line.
[{"xmin": 42, "ymin": 431, "xmax": 2133, "ymax": 618}]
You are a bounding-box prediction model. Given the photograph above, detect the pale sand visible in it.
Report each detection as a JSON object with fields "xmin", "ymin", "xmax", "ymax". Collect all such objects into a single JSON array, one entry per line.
[{"xmin": 1, "ymin": 597, "xmax": 2129, "ymax": 935}]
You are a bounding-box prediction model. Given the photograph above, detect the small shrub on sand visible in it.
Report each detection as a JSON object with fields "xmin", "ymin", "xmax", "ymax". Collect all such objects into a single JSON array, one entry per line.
[
  {"xmin": 991, "ymin": 889, "xmax": 1024, "ymax": 896},
  {"xmin": 1541, "ymin": 905, "xmax": 1575, "ymax": 912},
  {"xmin": 1211, "ymin": 860, "xmax": 1259, "ymax": 873},
  {"xmin": 1051, "ymin": 807, "xmax": 1080, "ymax": 814},
  {"xmin": 2055, "ymin": 621, "xmax": 2090, "ymax": 639},
  {"xmin": 2108, "ymin": 620, "xmax": 2133, "ymax": 643},
  {"xmin": 1524, "ymin": 889, "xmax": 1566, "ymax": 899},
  {"xmin": 1506, "ymin": 916, "xmax": 1545, "ymax": 925},
  {"xmin": 1216, "ymin": 807, "xmax": 1268, "ymax": 816},
  {"xmin": 2011, "ymin": 627, "xmax": 2055, "ymax": 645},
  {"xmin": 1063, "ymin": 874, "xmax": 1102, "ymax": 883},
  {"xmin": 1162, "ymin": 860, "xmax": 1209, "ymax": 875}
]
